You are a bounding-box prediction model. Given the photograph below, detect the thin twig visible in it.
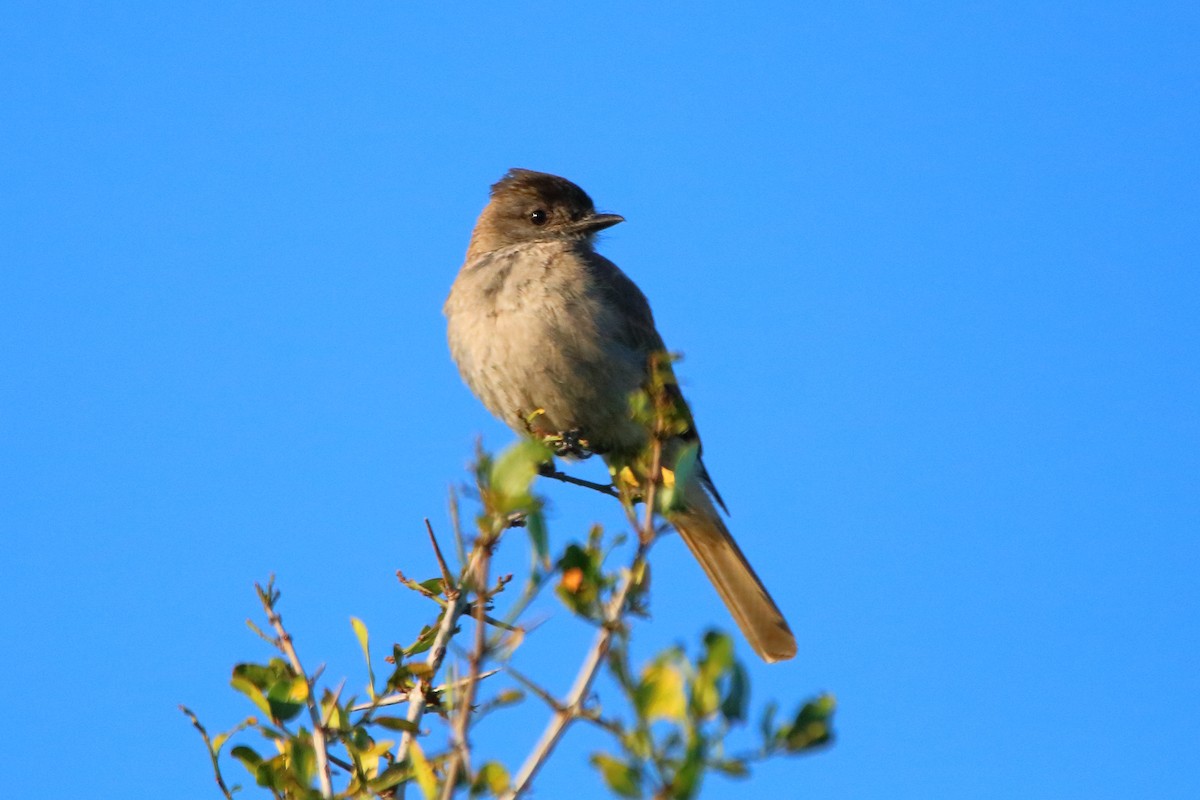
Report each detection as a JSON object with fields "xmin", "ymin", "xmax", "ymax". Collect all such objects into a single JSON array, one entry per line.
[
  {"xmin": 502, "ymin": 663, "xmax": 565, "ymax": 712},
  {"xmin": 538, "ymin": 465, "xmax": 619, "ymax": 498},
  {"xmin": 396, "ymin": 522, "xmax": 488, "ymax": 792},
  {"xmin": 441, "ymin": 535, "xmax": 494, "ymax": 797},
  {"xmin": 256, "ymin": 581, "xmax": 334, "ymax": 799},
  {"xmin": 426, "ymin": 518, "xmax": 456, "ymax": 590},
  {"xmin": 348, "ymin": 670, "xmax": 499, "ymax": 713},
  {"xmin": 180, "ymin": 705, "xmax": 241, "ymax": 800}
]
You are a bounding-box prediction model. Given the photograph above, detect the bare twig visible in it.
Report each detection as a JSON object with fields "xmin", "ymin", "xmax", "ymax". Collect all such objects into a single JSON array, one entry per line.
[
  {"xmin": 255, "ymin": 580, "xmax": 334, "ymax": 799},
  {"xmin": 348, "ymin": 670, "xmax": 499, "ymax": 713},
  {"xmin": 440, "ymin": 537, "xmax": 493, "ymax": 797},
  {"xmin": 395, "ymin": 546, "xmax": 481, "ymax": 769},
  {"xmin": 502, "ymin": 663, "xmax": 565, "ymax": 712},
  {"xmin": 538, "ymin": 465, "xmax": 619, "ymax": 498},
  {"xmin": 180, "ymin": 705, "xmax": 245, "ymax": 800},
  {"xmin": 426, "ymin": 518, "xmax": 456, "ymax": 590}
]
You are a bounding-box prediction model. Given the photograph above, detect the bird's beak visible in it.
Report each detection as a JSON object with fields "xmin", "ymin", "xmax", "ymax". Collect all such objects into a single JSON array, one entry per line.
[{"xmin": 569, "ymin": 213, "xmax": 624, "ymax": 235}]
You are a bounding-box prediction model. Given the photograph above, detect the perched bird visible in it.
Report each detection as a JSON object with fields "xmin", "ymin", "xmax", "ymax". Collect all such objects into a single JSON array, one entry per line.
[{"xmin": 445, "ymin": 169, "xmax": 796, "ymax": 662}]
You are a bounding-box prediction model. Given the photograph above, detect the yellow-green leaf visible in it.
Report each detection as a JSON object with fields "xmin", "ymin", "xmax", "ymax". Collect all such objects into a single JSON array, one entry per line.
[
  {"xmin": 409, "ymin": 739, "xmax": 438, "ymax": 800},
  {"xmin": 472, "ymin": 761, "xmax": 511, "ymax": 796},
  {"xmin": 230, "ymin": 676, "xmax": 272, "ymax": 717},
  {"xmin": 634, "ymin": 660, "xmax": 686, "ymax": 723},
  {"xmin": 590, "ymin": 753, "xmax": 640, "ymax": 799},
  {"xmin": 351, "ymin": 616, "xmax": 377, "ymax": 700},
  {"xmin": 490, "ymin": 439, "xmax": 550, "ymax": 509}
]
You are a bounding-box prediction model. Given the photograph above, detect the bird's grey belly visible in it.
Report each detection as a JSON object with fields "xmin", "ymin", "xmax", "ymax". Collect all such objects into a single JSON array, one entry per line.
[{"xmin": 448, "ymin": 288, "xmax": 646, "ymax": 454}]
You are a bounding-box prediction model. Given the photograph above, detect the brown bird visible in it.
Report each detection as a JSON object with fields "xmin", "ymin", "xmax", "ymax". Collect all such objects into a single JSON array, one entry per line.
[{"xmin": 444, "ymin": 169, "xmax": 796, "ymax": 662}]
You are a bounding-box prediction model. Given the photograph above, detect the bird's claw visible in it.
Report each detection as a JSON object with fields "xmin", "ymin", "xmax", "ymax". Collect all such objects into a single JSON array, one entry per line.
[{"xmin": 551, "ymin": 428, "xmax": 594, "ymax": 459}]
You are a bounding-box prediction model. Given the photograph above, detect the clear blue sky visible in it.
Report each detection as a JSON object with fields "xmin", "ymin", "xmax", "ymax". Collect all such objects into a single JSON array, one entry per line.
[{"xmin": 2, "ymin": 3, "xmax": 1197, "ymax": 798}]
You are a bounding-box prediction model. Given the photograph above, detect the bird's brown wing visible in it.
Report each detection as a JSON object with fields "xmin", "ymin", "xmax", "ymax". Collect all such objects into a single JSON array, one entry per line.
[{"xmin": 585, "ymin": 253, "xmax": 727, "ymax": 512}]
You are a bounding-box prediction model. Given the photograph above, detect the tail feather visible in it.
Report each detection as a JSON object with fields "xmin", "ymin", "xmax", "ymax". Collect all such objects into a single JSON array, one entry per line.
[{"xmin": 670, "ymin": 483, "xmax": 797, "ymax": 663}]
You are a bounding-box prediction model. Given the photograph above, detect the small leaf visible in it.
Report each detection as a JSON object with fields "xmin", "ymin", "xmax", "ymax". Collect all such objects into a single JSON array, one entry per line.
[
  {"xmin": 673, "ymin": 733, "xmax": 705, "ymax": 799},
  {"xmin": 658, "ymin": 442, "xmax": 699, "ymax": 513},
  {"xmin": 231, "ymin": 662, "xmax": 277, "ymax": 690},
  {"xmin": 720, "ymin": 662, "xmax": 749, "ymax": 724},
  {"xmin": 374, "ymin": 716, "xmax": 420, "ymax": 733},
  {"xmin": 590, "ymin": 753, "xmax": 641, "ymax": 799},
  {"xmin": 265, "ymin": 675, "xmax": 307, "ymax": 722},
  {"xmin": 230, "ymin": 745, "xmax": 263, "ymax": 773},
  {"xmin": 489, "ymin": 439, "xmax": 551, "ymax": 510},
  {"xmin": 760, "ymin": 700, "xmax": 779, "ymax": 744},
  {"xmin": 526, "ymin": 510, "xmax": 550, "ymax": 570},
  {"xmin": 712, "ymin": 758, "xmax": 749, "ymax": 778},
  {"xmin": 368, "ymin": 764, "xmax": 411, "ymax": 792},
  {"xmin": 230, "ymin": 676, "xmax": 272, "ymax": 717},
  {"xmin": 286, "ymin": 735, "xmax": 317, "ymax": 786},
  {"xmin": 471, "ymin": 761, "xmax": 511, "ymax": 796},
  {"xmin": 406, "ymin": 624, "xmax": 438, "ymax": 657},
  {"xmin": 782, "ymin": 693, "xmax": 837, "ymax": 752},
  {"xmin": 409, "ymin": 739, "xmax": 438, "ymax": 800},
  {"xmin": 634, "ymin": 659, "xmax": 686, "ymax": 723},
  {"xmin": 491, "ymin": 688, "xmax": 524, "ymax": 708},
  {"xmin": 351, "ymin": 616, "xmax": 377, "ymax": 701},
  {"xmin": 419, "ymin": 577, "xmax": 445, "ymax": 596}
]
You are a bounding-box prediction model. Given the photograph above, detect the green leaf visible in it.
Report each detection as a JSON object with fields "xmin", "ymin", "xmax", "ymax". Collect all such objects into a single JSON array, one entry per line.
[
  {"xmin": 373, "ymin": 716, "xmax": 420, "ymax": 733},
  {"xmin": 286, "ymin": 734, "xmax": 317, "ymax": 786},
  {"xmin": 419, "ymin": 577, "xmax": 445, "ymax": 596},
  {"xmin": 526, "ymin": 509, "xmax": 550, "ymax": 570},
  {"xmin": 699, "ymin": 630, "xmax": 734, "ymax": 679},
  {"xmin": 255, "ymin": 754, "xmax": 288, "ymax": 790},
  {"xmin": 711, "ymin": 758, "xmax": 749, "ymax": 778},
  {"xmin": 672, "ymin": 732, "xmax": 706, "ymax": 800},
  {"xmin": 230, "ymin": 676, "xmax": 272, "ymax": 717},
  {"xmin": 489, "ymin": 439, "xmax": 551, "ymax": 511},
  {"xmin": 782, "ymin": 693, "xmax": 837, "ymax": 752},
  {"xmin": 230, "ymin": 745, "xmax": 263, "ymax": 774},
  {"xmin": 351, "ymin": 616, "xmax": 377, "ymax": 701},
  {"xmin": 491, "ymin": 688, "xmax": 525, "ymax": 708},
  {"xmin": 590, "ymin": 753, "xmax": 641, "ymax": 799},
  {"xmin": 659, "ymin": 441, "xmax": 700, "ymax": 512},
  {"xmin": 634, "ymin": 659, "xmax": 687, "ymax": 723},
  {"xmin": 671, "ymin": 442, "xmax": 700, "ymax": 495},
  {"xmin": 405, "ymin": 624, "xmax": 438, "ymax": 657},
  {"xmin": 760, "ymin": 700, "xmax": 779, "ymax": 744},
  {"xmin": 720, "ymin": 662, "xmax": 749, "ymax": 724},
  {"xmin": 555, "ymin": 543, "xmax": 601, "ymax": 617},
  {"xmin": 265, "ymin": 675, "xmax": 307, "ymax": 723},
  {"xmin": 409, "ymin": 739, "xmax": 438, "ymax": 800},
  {"xmin": 368, "ymin": 764, "xmax": 411, "ymax": 792},
  {"xmin": 471, "ymin": 761, "xmax": 511, "ymax": 796}
]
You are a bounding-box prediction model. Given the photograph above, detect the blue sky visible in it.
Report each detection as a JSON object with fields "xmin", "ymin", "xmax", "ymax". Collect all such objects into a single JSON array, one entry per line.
[{"xmin": 2, "ymin": 3, "xmax": 1197, "ymax": 797}]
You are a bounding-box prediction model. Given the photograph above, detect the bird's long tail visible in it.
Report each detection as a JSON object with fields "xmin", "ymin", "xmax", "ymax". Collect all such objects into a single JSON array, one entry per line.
[{"xmin": 670, "ymin": 481, "xmax": 797, "ymax": 663}]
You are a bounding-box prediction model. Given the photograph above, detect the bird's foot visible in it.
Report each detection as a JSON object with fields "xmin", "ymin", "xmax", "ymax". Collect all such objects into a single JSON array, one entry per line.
[{"xmin": 548, "ymin": 428, "xmax": 595, "ymax": 460}]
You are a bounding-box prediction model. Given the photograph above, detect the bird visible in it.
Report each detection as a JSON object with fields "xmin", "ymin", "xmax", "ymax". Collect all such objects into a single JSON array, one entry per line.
[{"xmin": 444, "ymin": 168, "xmax": 796, "ymax": 663}]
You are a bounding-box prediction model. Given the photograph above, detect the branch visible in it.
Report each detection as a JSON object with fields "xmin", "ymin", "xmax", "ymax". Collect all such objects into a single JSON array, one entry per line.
[
  {"xmin": 394, "ymin": 545, "xmax": 482, "ymax": 771},
  {"xmin": 180, "ymin": 705, "xmax": 241, "ymax": 800},
  {"xmin": 504, "ymin": 439, "xmax": 664, "ymax": 799},
  {"xmin": 538, "ymin": 464, "xmax": 619, "ymax": 498},
  {"xmin": 348, "ymin": 670, "xmax": 499, "ymax": 713},
  {"xmin": 440, "ymin": 535, "xmax": 494, "ymax": 797},
  {"xmin": 255, "ymin": 580, "xmax": 334, "ymax": 799}
]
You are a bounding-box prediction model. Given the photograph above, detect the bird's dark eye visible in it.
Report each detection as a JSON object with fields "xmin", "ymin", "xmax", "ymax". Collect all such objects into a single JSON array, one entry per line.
[{"xmin": 529, "ymin": 209, "xmax": 548, "ymax": 226}]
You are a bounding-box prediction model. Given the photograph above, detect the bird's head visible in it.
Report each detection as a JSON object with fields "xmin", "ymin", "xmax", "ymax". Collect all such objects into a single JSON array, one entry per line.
[{"xmin": 467, "ymin": 168, "xmax": 624, "ymax": 257}]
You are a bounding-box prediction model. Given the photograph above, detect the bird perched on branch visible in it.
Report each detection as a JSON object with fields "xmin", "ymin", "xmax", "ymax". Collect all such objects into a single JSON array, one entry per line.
[{"xmin": 444, "ymin": 169, "xmax": 796, "ymax": 663}]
